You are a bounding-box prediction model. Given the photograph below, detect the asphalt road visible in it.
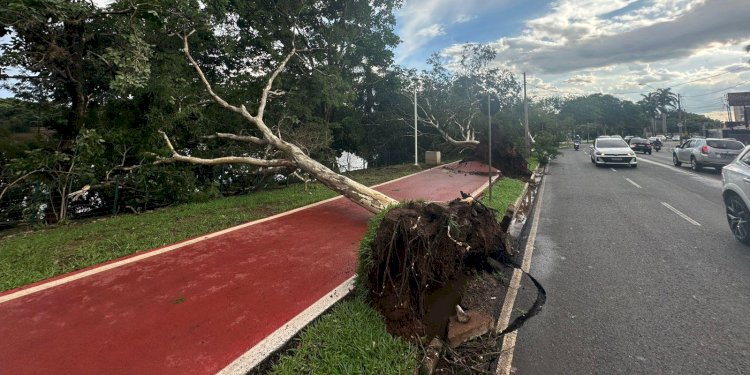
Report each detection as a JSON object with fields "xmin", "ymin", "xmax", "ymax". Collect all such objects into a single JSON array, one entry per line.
[{"xmin": 511, "ymin": 146, "xmax": 750, "ymax": 374}]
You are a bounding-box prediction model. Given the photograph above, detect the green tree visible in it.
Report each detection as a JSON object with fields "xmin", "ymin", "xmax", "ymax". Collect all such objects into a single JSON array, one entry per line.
[{"xmin": 0, "ymin": 0, "xmax": 157, "ymax": 145}]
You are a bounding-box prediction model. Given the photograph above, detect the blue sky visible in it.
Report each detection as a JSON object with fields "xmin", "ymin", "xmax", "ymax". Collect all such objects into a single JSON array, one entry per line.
[{"xmin": 394, "ymin": 0, "xmax": 750, "ymax": 120}]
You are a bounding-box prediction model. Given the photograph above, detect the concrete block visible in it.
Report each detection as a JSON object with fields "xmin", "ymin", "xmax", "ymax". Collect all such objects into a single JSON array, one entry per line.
[
  {"xmin": 447, "ymin": 310, "xmax": 493, "ymax": 348},
  {"xmin": 425, "ymin": 151, "xmax": 441, "ymax": 165}
]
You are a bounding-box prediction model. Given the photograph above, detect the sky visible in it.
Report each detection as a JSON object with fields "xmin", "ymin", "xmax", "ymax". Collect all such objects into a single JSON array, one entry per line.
[
  {"xmin": 3, "ymin": 0, "xmax": 749, "ymax": 121},
  {"xmin": 394, "ymin": 0, "xmax": 750, "ymax": 121}
]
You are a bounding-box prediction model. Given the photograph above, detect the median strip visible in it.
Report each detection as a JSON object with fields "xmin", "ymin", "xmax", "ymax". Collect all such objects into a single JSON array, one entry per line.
[{"xmin": 661, "ymin": 202, "xmax": 701, "ymax": 226}]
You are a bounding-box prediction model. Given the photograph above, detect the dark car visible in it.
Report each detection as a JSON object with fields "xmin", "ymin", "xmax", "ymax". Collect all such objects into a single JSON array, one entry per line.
[{"xmin": 629, "ymin": 138, "xmax": 652, "ymax": 154}]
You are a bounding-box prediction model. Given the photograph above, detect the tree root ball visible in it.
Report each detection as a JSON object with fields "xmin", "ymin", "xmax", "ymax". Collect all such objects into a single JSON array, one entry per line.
[
  {"xmin": 363, "ymin": 199, "xmax": 508, "ymax": 342},
  {"xmin": 466, "ymin": 123, "xmax": 532, "ymax": 179}
]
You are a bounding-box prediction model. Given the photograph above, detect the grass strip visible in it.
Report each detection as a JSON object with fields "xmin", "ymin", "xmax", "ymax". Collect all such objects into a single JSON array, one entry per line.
[
  {"xmin": 528, "ymin": 155, "xmax": 540, "ymax": 172},
  {"xmin": 482, "ymin": 178, "xmax": 527, "ymax": 219},
  {"xmin": 269, "ymin": 297, "xmax": 417, "ymax": 375},
  {"xmin": 0, "ymin": 164, "xmax": 423, "ymax": 291}
]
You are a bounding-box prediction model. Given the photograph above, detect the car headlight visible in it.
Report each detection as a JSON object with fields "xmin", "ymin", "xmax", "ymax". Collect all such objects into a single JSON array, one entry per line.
[
  {"xmin": 628, "ymin": 152, "xmax": 635, "ymax": 156},
  {"xmin": 595, "ymin": 150, "xmax": 602, "ymax": 155}
]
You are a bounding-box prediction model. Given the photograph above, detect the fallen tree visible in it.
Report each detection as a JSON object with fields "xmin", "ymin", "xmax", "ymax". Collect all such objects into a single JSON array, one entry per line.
[{"xmin": 162, "ymin": 32, "xmax": 533, "ymax": 359}]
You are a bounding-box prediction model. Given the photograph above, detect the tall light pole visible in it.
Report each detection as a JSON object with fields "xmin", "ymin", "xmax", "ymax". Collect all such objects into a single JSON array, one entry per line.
[
  {"xmin": 523, "ymin": 72, "xmax": 530, "ymax": 157},
  {"xmin": 411, "ymin": 77, "xmax": 419, "ymax": 166},
  {"xmin": 488, "ymin": 92, "xmax": 492, "ymax": 201}
]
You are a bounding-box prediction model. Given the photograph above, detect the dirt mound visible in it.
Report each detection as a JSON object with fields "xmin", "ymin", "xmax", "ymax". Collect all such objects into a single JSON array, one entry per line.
[
  {"xmin": 364, "ymin": 200, "xmax": 508, "ymax": 342},
  {"xmin": 465, "ymin": 123, "xmax": 531, "ymax": 179}
]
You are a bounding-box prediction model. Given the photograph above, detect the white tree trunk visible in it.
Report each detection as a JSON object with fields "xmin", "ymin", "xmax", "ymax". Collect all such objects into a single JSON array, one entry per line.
[{"xmin": 166, "ymin": 32, "xmax": 397, "ymax": 214}]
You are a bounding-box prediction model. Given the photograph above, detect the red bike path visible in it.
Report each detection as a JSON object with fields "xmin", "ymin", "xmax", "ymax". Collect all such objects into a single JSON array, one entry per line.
[{"xmin": 0, "ymin": 162, "xmax": 494, "ymax": 375}]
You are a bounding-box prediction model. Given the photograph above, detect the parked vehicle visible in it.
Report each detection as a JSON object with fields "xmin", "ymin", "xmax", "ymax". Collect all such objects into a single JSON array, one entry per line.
[
  {"xmin": 590, "ymin": 137, "xmax": 637, "ymax": 167},
  {"xmin": 721, "ymin": 145, "xmax": 750, "ymax": 244},
  {"xmin": 629, "ymin": 137, "xmax": 652, "ymax": 154},
  {"xmin": 655, "ymin": 135, "xmax": 667, "ymax": 142},
  {"xmin": 673, "ymin": 138, "xmax": 745, "ymax": 172},
  {"xmin": 671, "ymin": 135, "xmax": 681, "ymax": 141}
]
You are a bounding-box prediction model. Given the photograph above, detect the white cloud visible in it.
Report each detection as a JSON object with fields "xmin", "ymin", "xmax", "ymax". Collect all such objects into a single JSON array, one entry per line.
[
  {"xmin": 416, "ymin": 24, "xmax": 446, "ymax": 38},
  {"xmin": 395, "ymin": 0, "xmax": 513, "ymax": 63},
  {"xmin": 454, "ymin": 14, "xmax": 477, "ymax": 24},
  {"xmin": 434, "ymin": 0, "xmax": 750, "ymax": 116}
]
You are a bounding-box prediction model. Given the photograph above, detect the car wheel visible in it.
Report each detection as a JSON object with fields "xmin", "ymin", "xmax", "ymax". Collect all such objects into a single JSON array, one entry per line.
[
  {"xmin": 631, "ymin": 164, "xmax": 637, "ymax": 168},
  {"xmin": 726, "ymin": 194, "xmax": 750, "ymax": 245},
  {"xmin": 648, "ymin": 151, "xmax": 652, "ymax": 155},
  {"xmin": 691, "ymin": 157, "xmax": 700, "ymax": 171},
  {"xmin": 673, "ymin": 154, "xmax": 681, "ymax": 166}
]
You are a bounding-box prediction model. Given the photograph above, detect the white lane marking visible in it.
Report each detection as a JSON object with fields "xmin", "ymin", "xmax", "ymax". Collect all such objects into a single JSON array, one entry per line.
[
  {"xmin": 495, "ymin": 170, "xmax": 546, "ymax": 375},
  {"xmin": 661, "ymin": 202, "xmax": 701, "ymax": 226},
  {"xmin": 0, "ymin": 163, "xmax": 453, "ymax": 304},
  {"xmin": 217, "ymin": 277, "xmax": 355, "ymax": 375},
  {"xmin": 637, "ymin": 158, "xmax": 722, "ymax": 189},
  {"xmin": 625, "ymin": 178, "xmax": 642, "ymax": 189},
  {"xmin": 610, "ymin": 168, "xmax": 617, "ymax": 172}
]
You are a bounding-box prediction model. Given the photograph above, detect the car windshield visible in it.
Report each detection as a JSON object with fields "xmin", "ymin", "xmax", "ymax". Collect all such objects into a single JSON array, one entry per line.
[
  {"xmin": 597, "ymin": 139, "xmax": 628, "ymax": 148},
  {"xmin": 631, "ymin": 138, "xmax": 648, "ymax": 144},
  {"xmin": 707, "ymin": 140, "xmax": 744, "ymax": 150}
]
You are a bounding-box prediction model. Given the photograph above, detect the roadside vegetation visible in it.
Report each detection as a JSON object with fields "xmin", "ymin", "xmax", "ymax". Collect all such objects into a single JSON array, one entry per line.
[
  {"xmin": 482, "ymin": 178, "xmax": 527, "ymax": 218},
  {"xmin": 0, "ymin": 164, "xmax": 422, "ymax": 292},
  {"xmin": 269, "ymin": 297, "xmax": 417, "ymax": 375}
]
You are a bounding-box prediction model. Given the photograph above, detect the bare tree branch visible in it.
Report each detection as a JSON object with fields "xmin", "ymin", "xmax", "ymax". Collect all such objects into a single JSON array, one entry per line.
[
  {"xmin": 159, "ymin": 131, "xmax": 295, "ymax": 168},
  {"xmin": 180, "ymin": 31, "xmax": 246, "ymax": 117},
  {"xmin": 257, "ymin": 48, "xmax": 296, "ymax": 120},
  {"xmin": 202, "ymin": 132, "xmax": 267, "ymax": 145}
]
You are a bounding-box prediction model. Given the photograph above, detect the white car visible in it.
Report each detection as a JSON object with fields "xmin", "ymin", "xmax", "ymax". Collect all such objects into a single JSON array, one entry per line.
[
  {"xmin": 722, "ymin": 145, "xmax": 750, "ymax": 244},
  {"xmin": 590, "ymin": 137, "xmax": 638, "ymax": 168}
]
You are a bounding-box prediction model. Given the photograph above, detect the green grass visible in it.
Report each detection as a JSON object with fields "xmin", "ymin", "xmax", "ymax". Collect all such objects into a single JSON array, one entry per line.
[
  {"xmin": 270, "ymin": 297, "xmax": 417, "ymax": 375},
  {"xmin": 528, "ymin": 155, "xmax": 540, "ymax": 172},
  {"xmin": 0, "ymin": 163, "xmax": 424, "ymax": 291},
  {"xmin": 482, "ymin": 178, "xmax": 527, "ymax": 218}
]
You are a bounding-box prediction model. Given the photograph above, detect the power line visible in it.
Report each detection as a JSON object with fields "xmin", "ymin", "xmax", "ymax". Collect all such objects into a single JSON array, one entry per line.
[
  {"xmin": 669, "ymin": 66, "xmax": 748, "ymax": 88},
  {"xmin": 682, "ymin": 78, "xmax": 750, "ymax": 97}
]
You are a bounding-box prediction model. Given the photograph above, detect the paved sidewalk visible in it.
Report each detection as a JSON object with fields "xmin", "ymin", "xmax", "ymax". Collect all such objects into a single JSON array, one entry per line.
[{"xmin": 0, "ymin": 162, "xmax": 494, "ymax": 375}]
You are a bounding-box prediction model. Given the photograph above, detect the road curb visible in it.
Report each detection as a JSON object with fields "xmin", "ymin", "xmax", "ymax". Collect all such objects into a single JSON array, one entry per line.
[{"xmin": 503, "ymin": 165, "xmax": 545, "ymax": 257}]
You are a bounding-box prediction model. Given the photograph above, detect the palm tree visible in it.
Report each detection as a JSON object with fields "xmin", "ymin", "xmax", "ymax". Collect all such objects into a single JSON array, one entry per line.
[
  {"xmin": 638, "ymin": 92, "xmax": 659, "ymax": 135},
  {"xmin": 655, "ymin": 88, "xmax": 678, "ymax": 135}
]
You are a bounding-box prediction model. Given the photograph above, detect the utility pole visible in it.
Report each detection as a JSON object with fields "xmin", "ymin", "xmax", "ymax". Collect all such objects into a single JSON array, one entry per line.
[
  {"xmin": 412, "ymin": 77, "xmax": 419, "ymax": 165},
  {"xmin": 523, "ymin": 72, "xmax": 529, "ymax": 157},
  {"xmin": 488, "ymin": 93, "xmax": 492, "ymax": 201},
  {"xmin": 677, "ymin": 93, "xmax": 682, "ymax": 136}
]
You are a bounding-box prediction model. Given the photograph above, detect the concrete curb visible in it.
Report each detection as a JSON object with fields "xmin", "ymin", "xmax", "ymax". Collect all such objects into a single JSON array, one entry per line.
[{"xmin": 503, "ymin": 166, "xmax": 545, "ymax": 257}]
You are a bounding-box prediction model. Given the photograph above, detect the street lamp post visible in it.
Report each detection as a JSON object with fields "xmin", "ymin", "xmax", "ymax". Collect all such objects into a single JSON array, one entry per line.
[
  {"xmin": 411, "ymin": 77, "xmax": 419, "ymax": 166},
  {"xmin": 488, "ymin": 93, "xmax": 492, "ymax": 201}
]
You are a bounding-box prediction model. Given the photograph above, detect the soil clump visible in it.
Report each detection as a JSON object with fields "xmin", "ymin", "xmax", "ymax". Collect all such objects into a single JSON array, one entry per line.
[{"xmin": 363, "ymin": 200, "xmax": 508, "ymax": 343}]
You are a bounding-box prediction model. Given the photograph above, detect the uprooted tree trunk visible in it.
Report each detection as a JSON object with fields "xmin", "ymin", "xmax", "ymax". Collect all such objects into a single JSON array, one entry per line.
[{"xmin": 158, "ymin": 31, "xmax": 396, "ymax": 214}]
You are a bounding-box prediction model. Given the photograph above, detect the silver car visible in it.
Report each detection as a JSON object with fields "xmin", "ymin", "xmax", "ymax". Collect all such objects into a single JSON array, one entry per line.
[
  {"xmin": 672, "ymin": 138, "xmax": 745, "ymax": 172},
  {"xmin": 590, "ymin": 137, "xmax": 637, "ymax": 167},
  {"xmin": 722, "ymin": 145, "xmax": 750, "ymax": 244}
]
